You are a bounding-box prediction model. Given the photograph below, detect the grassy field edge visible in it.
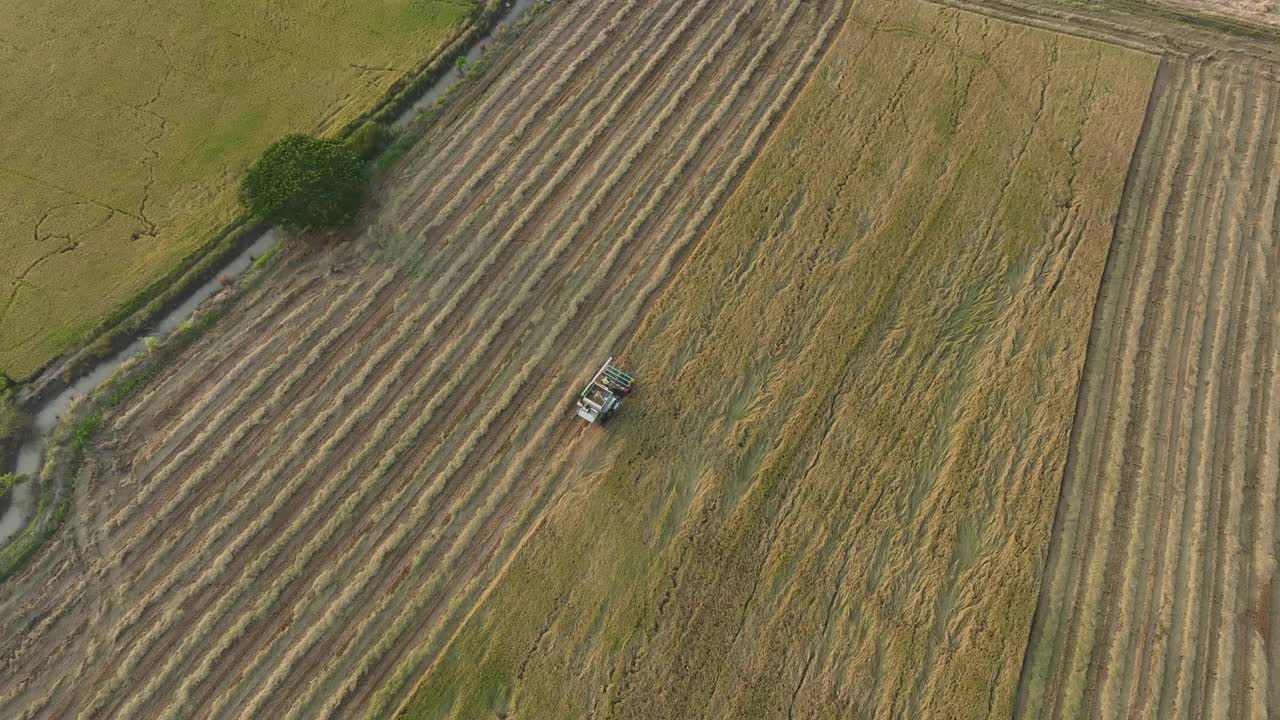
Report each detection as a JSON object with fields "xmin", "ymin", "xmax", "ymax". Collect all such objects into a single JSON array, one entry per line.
[{"xmin": 7, "ymin": 1, "xmax": 508, "ymax": 396}]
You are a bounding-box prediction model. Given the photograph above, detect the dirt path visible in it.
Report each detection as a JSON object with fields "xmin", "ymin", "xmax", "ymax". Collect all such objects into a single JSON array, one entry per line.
[
  {"xmin": 1154, "ymin": 0, "xmax": 1280, "ymax": 32},
  {"xmin": 0, "ymin": 1, "xmax": 840, "ymax": 718}
]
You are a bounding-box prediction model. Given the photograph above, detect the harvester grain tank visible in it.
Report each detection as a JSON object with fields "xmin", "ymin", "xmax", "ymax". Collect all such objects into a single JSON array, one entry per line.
[{"xmin": 575, "ymin": 357, "xmax": 635, "ymax": 424}]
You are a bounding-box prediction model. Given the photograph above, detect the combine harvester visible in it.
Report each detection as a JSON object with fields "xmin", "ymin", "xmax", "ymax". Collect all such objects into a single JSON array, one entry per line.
[{"xmin": 575, "ymin": 357, "xmax": 635, "ymax": 425}]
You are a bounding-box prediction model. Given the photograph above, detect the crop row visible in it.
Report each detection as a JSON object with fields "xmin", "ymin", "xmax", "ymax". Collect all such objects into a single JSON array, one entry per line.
[
  {"xmin": 393, "ymin": 0, "xmax": 610, "ymax": 214},
  {"xmin": 108, "ymin": 273, "xmax": 320, "ymax": 435},
  {"xmin": 1018, "ymin": 59, "xmax": 1280, "ymax": 720},
  {"xmin": 398, "ymin": 0, "xmax": 646, "ymax": 234},
  {"xmin": 81, "ymin": 262, "xmax": 478, "ymax": 718}
]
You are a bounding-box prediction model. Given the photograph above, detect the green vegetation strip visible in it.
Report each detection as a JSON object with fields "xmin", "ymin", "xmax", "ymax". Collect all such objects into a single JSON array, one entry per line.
[
  {"xmin": 0, "ymin": 473, "xmax": 25, "ymax": 500},
  {"xmin": 0, "ymin": 271, "xmax": 250, "ymax": 584},
  {"xmin": 395, "ymin": 0, "xmax": 1156, "ymax": 717}
]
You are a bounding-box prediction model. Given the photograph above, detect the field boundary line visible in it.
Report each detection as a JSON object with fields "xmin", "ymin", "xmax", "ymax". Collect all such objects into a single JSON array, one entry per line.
[{"xmin": 1010, "ymin": 54, "xmax": 1170, "ymax": 714}]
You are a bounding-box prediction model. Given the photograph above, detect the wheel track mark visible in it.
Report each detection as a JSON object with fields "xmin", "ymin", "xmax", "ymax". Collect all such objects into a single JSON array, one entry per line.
[{"xmin": 895, "ymin": 39, "xmax": 1081, "ymax": 552}]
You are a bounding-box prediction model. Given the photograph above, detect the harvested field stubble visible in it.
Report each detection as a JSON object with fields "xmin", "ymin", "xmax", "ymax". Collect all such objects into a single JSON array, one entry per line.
[
  {"xmin": 396, "ymin": 0, "xmax": 1156, "ymax": 718},
  {"xmin": 1017, "ymin": 56, "xmax": 1280, "ymax": 720},
  {"xmin": 0, "ymin": 0, "xmax": 848, "ymax": 717}
]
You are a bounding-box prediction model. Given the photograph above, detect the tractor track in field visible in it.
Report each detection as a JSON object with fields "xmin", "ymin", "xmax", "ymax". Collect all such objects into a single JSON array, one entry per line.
[{"xmin": 0, "ymin": 1, "xmax": 841, "ymax": 717}]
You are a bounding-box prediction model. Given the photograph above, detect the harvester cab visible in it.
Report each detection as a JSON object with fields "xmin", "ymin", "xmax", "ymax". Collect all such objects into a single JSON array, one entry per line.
[{"xmin": 575, "ymin": 357, "xmax": 635, "ymax": 424}]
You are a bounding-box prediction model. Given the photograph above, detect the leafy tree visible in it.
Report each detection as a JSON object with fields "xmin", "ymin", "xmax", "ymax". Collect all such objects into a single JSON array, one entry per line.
[
  {"xmin": 239, "ymin": 134, "xmax": 366, "ymax": 230},
  {"xmin": 0, "ymin": 472, "xmax": 25, "ymax": 498}
]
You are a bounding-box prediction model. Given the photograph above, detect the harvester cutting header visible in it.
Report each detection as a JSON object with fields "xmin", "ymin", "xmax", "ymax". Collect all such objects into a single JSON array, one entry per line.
[{"xmin": 575, "ymin": 357, "xmax": 635, "ymax": 424}]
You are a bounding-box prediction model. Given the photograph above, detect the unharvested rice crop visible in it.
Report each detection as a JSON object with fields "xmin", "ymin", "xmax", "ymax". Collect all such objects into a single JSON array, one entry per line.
[
  {"xmin": 0, "ymin": 1, "xmax": 845, "ymax": 716},
  {"xmin": 0, "ymin": 0, "xmax": 473, "ymax": 380},
  {"xmin": 395, "ymin": 0, "xmax": 1155, "ymax": 717},
  {"xmin": 1017, "ymin": 56, "xmax": 1280, "ymax": 720}
]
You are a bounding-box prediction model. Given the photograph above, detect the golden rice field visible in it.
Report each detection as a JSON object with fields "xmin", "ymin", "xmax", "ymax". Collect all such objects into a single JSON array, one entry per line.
[
  {"xmin": 0, "ymin": 0, "xmax": 472, "ymax": 381},
  {"xmin": 5, "ymin": 0, "xmax": 1280, "ymax": 718}
]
